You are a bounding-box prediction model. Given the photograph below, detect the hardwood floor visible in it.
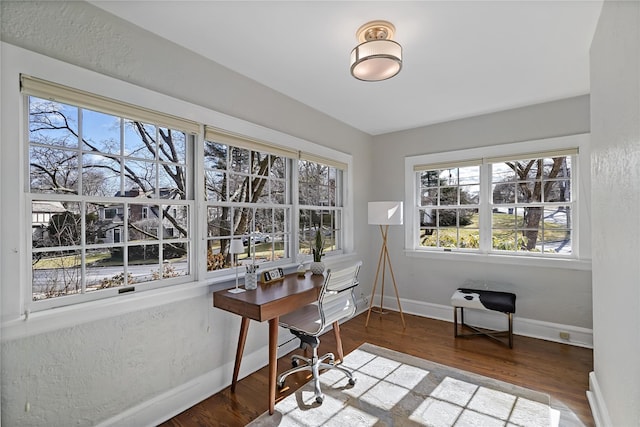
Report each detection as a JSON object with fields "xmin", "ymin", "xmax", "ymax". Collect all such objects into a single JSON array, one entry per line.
[{"xmin": 160, "ymin": 311, "xmax": 594, "ymax": 427}]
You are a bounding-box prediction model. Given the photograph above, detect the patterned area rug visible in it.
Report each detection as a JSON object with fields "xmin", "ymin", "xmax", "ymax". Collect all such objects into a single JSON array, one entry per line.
[{"xmin": 248, "ymin": 343, "xmax": 579, "ymax": 427}]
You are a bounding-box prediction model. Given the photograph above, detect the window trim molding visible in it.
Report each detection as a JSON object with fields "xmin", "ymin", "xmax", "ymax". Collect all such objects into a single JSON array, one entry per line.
[{"xmin": 404, "ymin": 133, "xmax": 591, "ymax": 266}]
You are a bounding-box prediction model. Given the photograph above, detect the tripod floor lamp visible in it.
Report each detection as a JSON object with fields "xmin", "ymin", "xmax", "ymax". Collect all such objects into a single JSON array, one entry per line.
[{"xmin": 365, "ymin": 201, "xmax": 406, "ymax": 328}]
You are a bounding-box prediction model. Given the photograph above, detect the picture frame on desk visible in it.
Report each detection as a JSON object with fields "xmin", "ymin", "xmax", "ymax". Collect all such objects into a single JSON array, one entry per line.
[{"xmin": 260, "ymin": 267, "xmax": 285, "ymax": 284}]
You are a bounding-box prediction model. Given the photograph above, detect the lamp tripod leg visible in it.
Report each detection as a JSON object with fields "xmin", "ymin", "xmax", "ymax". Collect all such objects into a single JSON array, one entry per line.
[
  {"xmin": 384, "ymin": 244, "xmax": 406, "ymax": 329},
  {"xmin": 365, "ymin": 234, "xmax": 386, "ymax": 327}
]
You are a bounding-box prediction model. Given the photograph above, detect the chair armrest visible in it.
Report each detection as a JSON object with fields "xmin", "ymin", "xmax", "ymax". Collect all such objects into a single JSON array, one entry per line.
[{"xmin": 328, "ymin": 280, "xmax": 359, "ymax": 294}]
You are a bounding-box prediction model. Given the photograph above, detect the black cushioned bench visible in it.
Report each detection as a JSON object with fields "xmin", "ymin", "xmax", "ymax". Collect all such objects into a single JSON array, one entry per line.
[{"xmin": 451, "ymin": 288, "xmax": 516, "ymax": 348}]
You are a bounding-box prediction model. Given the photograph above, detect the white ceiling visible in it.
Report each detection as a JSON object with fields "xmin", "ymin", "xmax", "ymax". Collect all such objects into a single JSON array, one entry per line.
[{"xmin": 91, "ymin": 1, "xmax": 603, "ymax": 136}]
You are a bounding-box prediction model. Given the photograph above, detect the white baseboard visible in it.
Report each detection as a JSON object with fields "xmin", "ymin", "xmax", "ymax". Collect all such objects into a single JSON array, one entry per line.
[
  {"xmin": 587, "ymin": 371, "xmax": 612, "ymax": 427},
  {"xmin": 380, "ymin": 295, "xmax": 593, "ymax": 348}
]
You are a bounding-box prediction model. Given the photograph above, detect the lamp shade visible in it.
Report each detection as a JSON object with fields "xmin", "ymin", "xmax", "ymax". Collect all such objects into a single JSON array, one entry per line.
[
  {"xmin": 368, "ymin": 201, "xmax": 403, "ymax": 225},
  {"xmin": 350, "ymin": 39, "xmax": 402, "ymax": 82},
  {"xmin": 229, "ymin": 239, "xmax": 245, "ymax": 254}
]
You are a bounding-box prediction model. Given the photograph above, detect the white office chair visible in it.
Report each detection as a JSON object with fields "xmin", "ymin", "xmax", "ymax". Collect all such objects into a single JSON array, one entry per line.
[{"xmin": 277, "ymin": 261, "xmax": 362, "ymax": 404}]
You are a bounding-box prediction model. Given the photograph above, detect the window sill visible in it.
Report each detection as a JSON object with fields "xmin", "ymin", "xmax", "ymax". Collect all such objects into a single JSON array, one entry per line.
[{"xmin": 405, "ymin": 249, "xmax": 592, "ymax": 271}]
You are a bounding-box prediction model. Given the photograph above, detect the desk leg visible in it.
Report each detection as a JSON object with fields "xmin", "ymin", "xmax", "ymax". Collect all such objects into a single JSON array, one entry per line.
[
  {"xmin": 333, "ymin": 321, "xmax": 344, "ymax": 363},
  {"xmin": 231, "ymin": 317, "xmax": 250, "ymax": 392},
  {"xmin": 268, "ymin": 317, "xmax": 279, "ymax": 415}
]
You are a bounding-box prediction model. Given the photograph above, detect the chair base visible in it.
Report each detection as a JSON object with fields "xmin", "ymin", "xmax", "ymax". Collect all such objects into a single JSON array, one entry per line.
[{"xmin": 277, "ymin": 348, "xmax": 355, "ymax": 404}]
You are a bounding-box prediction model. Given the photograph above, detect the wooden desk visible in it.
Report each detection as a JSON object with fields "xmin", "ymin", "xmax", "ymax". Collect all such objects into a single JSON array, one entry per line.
[{"xmin": 213, "ymin": 272, "xmax": 325, "ymax": 415}]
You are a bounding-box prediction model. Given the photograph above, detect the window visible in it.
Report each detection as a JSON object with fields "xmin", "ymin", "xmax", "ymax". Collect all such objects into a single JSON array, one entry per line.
[
  {"xmin": 24, "ymin": 76, "xmax": 196, "ymax": 305},
  {"xmin": 203, "ymin": 129, "xmax": 346, "ymax": 273},
  {"xmin": 490, "ymin": 155, "xmax": 573, "ymax": 254},
  {"xmin": 20, "ymin": 76, "xmax": 350, "ymax": 312},
  {"xmin": 417, "ymin": 163, "xmax": 481, "ymax": 250},
  {"xmin": 406, "ymin": 137, "xmax": 586, "ymax": 261},
  {"xmin": 298, "ymin": 158, "xmax": 343, "ymax": 258},
  {"xmin": 203, "ymin": 135, "xmax": 294, "ymax": 271}
]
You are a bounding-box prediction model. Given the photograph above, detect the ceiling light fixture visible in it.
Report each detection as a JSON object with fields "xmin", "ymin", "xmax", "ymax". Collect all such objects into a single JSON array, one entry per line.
[{"xmin": 350, "ymin": 20, "xmax": 402, "ymax": 82}]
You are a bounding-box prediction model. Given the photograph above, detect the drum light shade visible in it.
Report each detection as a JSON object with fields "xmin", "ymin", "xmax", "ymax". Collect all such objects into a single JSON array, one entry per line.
[{"xmin": 350, "ymin": 21, "xmax": 402, "ymax": 82}]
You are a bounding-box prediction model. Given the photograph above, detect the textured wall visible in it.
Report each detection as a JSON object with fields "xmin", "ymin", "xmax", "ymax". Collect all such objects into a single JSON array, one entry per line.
[{"xmin": 590, "ymin": 1, "xmax": 640, "ymax": 425}]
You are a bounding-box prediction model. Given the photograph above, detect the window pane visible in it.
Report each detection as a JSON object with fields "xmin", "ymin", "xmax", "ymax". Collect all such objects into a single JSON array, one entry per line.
[
  {"xmin": 204, "ymin": 141, "xmax": 228, "ymax": 170},
  {"xmin": 205, "ymin": 171, "xmax": 226, "ymax": 202},
  {"xmin": 207, "ymin": 207, "xmax": 231, "ymax": 237},
  {"xmin": 230, "ymin": 147, "xmax": 250, "ymax": 173},
  {"xmin": 128, "ymin": 244, "xmax": 160, "ymax": 284},
  {"xmin": 437, "ymin": 209, "xmax": 457, "ymax": 227},
  {"xmin": 207, "ymin": 239, "xmax": 233, "ymax": 271},
  {"xmin": 159, "ymin": 128, "xmax": 186, "ymax": 164},
  {"xmin": 544, "ymin": 180, "xmax": 570, "ymax": 202},
  {"xmin": 162, "ymin": 243, "xmax": 188, "ymax": 277},
  {"xmin": 83, "ymin": 153, "xmax": 122, "ymax": 197},
  {"xmin": 492, "ymin": 182, "xmax": 516, "ymax": 204},
  {"xmin": 163, "ymin": 204, "xmax": 188, "ymax": 239},
  {"xmin": 419, "ymin": 208, "xmax": 436, "ymax": 227},
  {"xmin": 255, "ymin": 208, "xmax": 273, "ymax": 234},
  {"xmin": 460, "ymin": 185, "xmax": 479, "ymax": 204},
  {"xmin": 492, "ymin": 230, "xmax": 519, "ymax": 251},
  {"xmin": 29, "ymin": 97, "xmax": 79, "ymax": 148},
  {"xmin": 124, "ymin": 120, "xmax": 156, "ymax": 160},
  {"xmin": 128, "ymin": 204, "xmax": 159, "ymax": 242},
  {"xmin": 32, "ymin": 249, "xmax": 82, "ymax": 300},
  {"xmin": 158, "ymin": 164, "xmax": 186, "ymax": 200},
  {"xmin": 85, "ymin": 255, "xmax": 127, "ymax": 292},
  {"xmin": 32, "ymin": 201, "xmax": 81, "ymax": 248},
  {"xmin": 419, "ymin": 228, "xmax": 437, "ymax": 247},
  {"xmin": 270, "ymin": 156, "xmax": 286, "ymax": 179},
  {"xmin": 516, "ymin": 181, "xmax": 542, "ymax": 203},
  {"xmin": 124, "ymin": 160, "xmax": 156, "ymax": 192},
  {"xmin": 421, "ymin": 188, "xmax": 438, "ymax": 206},
  {"xmin": 30, "ymin": 147, "xmax": 79, "ymax": 194},
  {"xmin": 83, "ymin": 110, "xmax": 121, "ymax": 155},
  {"xmin": 459, "ymin": 166, "xmax": 480, "ymax": 184},
  {"xmin": 272, "ymin": 179, "xmax": 286, "ymax": 204}
]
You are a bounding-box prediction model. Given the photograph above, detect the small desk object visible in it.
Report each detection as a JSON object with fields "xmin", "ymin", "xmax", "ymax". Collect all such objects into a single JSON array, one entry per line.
[{"xmin": 213, "ymin": 271, "xmax": 325, "ymax": 415}]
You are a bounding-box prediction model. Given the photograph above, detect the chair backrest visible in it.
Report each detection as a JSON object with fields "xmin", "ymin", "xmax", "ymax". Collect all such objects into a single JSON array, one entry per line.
[{"xmin": 318, "ymin": 261, "xmax": 362, "ymax": 329}]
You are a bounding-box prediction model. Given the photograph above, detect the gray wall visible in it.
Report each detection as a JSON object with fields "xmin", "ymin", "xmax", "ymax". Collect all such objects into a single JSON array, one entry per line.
[
  {"xmin": 371, "ymin": 96, "xmax": 592, "ymax": 329},
  {"xmin": 590, "ymin": 1, "xmax": 640, "ymax": 425}
]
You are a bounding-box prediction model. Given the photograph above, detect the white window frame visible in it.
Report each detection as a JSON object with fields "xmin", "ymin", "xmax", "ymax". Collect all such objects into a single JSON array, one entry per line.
[
  {"xmin": 24, "ymin": 79, "xmax": 197, "ymax": 310},
  {"xmin": 404, "ymin": 134, "xmax": 591, "ymax": 270}
]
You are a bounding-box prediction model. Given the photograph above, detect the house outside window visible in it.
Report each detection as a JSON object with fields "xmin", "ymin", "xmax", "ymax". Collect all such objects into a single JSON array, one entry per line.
[{"xmin": 405, "ymin": 135, "xmax": 587, "ymax": 263}]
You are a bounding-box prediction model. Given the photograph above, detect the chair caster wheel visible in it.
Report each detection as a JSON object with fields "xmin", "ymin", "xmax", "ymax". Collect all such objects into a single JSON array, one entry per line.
[
  {"xmin": 348, "ymin": 378, "xmax": 356, "ymax": 386},
  {"xmin": 292, "ymin": 359, "xmax": 300, "ymax": 368},
  {"xmin": 315, "ymin": 396, "xmax": 323, "ymax": 404},
  {"xmin": 277, "ymin": 380, "xmax": 285, "ymax": 389}
]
